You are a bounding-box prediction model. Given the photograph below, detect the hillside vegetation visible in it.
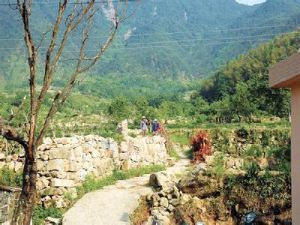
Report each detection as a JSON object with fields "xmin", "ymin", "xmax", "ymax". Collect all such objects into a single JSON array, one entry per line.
[{"xmin": 1, "ymin": 0, "xmax": 300, "ymax": 97}]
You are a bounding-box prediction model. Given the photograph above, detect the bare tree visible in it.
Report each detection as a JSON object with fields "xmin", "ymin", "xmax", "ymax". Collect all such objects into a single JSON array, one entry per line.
[{"xmin": 0, "ymin": 0, "xmax": 129, "ymax": 224}]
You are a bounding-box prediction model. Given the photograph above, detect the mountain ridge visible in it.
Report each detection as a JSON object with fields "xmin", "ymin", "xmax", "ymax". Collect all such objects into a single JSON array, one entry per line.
[{"xmin": 0, "ymin": 0, "xmax": 300, "ymax": 96}]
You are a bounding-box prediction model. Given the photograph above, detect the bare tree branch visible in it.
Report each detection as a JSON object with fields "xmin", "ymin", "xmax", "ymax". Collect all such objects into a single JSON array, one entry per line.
[
  {"xmin": 0, "ymin": 118, "xmax": 28, "ymax": 150},
  {"xmin": 18, "ymin": 0, "xmax": 37, "ymax": 161},
  {"xmin": 36, "ymin": 0, "xmax": 68, "ymax": 114}
]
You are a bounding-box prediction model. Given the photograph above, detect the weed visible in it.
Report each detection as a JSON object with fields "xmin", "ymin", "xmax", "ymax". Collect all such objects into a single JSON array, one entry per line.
[
  {"xmin": 33, "ymin": 206, "xmax": 64, "ymax": 225},
  {"xmin": 211, "ymin": 153, "xmax": 225, "ymax": 178},
  {"xmin": 169, "ymin": 149, "xmax": 180, "ymax": 160},
  {"xmin": 0, "ymin": 166, "xmax": 22, "ymax": 187}
]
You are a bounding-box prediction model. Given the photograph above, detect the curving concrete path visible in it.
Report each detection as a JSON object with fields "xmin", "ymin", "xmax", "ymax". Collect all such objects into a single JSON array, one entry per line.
[{"xmin": 62, "ymin": 158, "xmax": 189, "ymax": 225}]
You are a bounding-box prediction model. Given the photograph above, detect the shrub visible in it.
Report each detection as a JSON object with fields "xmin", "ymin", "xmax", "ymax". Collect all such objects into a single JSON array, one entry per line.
[
  {"xmin": 211, "ymin": 153, "xmax": 225, "ymax": 178},
  {"xmin": 0, "ymin": 166, "xmax": 22, "ymax": 187},
  {"xmin": 191, "ymin": 130, "xmax": 212, "ymax": 163},
  {"xmin": 33, "ymin": 206, "xmax": 63, "ymax": 225}
]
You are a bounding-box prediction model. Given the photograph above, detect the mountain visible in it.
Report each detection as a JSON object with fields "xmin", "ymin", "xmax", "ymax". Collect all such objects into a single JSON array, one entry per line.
[
  {"xmin": 0, "ymin": 0, "xmax": 300, "ymax": 97},
  {"xmin": 195, "ymin": 30, "xmax": 300, "ymax": 118}
]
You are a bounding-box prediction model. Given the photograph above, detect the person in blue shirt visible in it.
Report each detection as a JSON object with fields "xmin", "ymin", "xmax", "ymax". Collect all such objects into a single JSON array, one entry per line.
[{"xmin": 152, "ymin": 119, "xmax": 160, "ymax": 135}]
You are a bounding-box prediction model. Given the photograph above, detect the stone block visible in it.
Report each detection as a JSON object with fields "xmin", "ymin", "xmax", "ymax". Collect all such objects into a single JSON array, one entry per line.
[
  {"xmin": 47, "ymin": 159, "xmax": 65, "ymax": 171},
  {"xmin": 71, "ymin": 146, "xmax": 83, "ymax": 158},
  {"xmin": 66, "ymin": 161, "xmax": 82, "ymax": 172},
  {"xmin": 50, "ymin": 171, "xmax": 67, "ymax": 179},
  {"xmin": 43, "ymin": 137, "xmax": 53, "ymax": 145},
  {"xmin": 91, "ymin": 150, "xmax": 100, "ymax": 158},
  {"xmin": 49, "ymin": 149, "xmax": 70, "ymax": 160},
  {"xmin": 51, "ymin": 178, "xmax": 75, "ymax": 187},
  {"xmin": 120, "ymin": 142, "xmax": 129, "ymax": 153},
  {"xmin": 0, "ymin": 153, "xmax": 5, "ymax": 160},
  {"xmin": 54, "ymin": 137, "xmax": 69, "ymax": 145}
]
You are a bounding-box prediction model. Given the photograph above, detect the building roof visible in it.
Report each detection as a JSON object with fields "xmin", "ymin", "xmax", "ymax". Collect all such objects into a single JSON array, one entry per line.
[{"xmin": 269, "ymin": 52, "xmax": 300, "ymax": 88}]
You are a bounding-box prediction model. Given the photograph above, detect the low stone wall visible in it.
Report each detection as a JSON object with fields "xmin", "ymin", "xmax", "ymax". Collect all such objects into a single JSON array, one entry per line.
[
  {"xmin": 0, "ymin": 186, "xmax": 21, "ymax": 225},
  {"xmin": 22, "ymin": 135, "xmax": 167, "ymax": 208}
]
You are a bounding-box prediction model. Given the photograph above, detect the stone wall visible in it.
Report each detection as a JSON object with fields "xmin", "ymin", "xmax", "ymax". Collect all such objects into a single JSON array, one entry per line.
[
  {"xmin": 0, "ymin": 186, "xmax": 21, "ymax": 225},
  {"xmin": 0, "ymin": 135, "xmax": 168, "ymax": 208}
]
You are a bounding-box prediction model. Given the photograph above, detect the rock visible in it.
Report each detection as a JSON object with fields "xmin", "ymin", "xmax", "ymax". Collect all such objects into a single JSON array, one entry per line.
[
  {"xmin": 173, "ymin": 185, "xmax": 180, "ymax": 199},
  {"xmin": 47, "ymin": 159, "xmax": 65, "ymax": 171},
  {"xmin": 156, "ymin": 214, "xmax": 170, "ymax": 225},
  {"xmin": 49, "ymin": 149, "xmax": 70, "ymax": 160},
  {"xmin": 0, "ymin": 153, "xmax": 5, "ymax": 160},
  {"xmin": 51, "ymin": 178, "xmax": 75, "ymax": 187},
  {"xmin": 167, "ymin": 204, "xmax": 175, "ymax": 212},
  {"xmin": 160, "ymin": 197, "xmax": 169, "ymax": 208},
  {"xmin": 205, "ymin": 155, "xmax": 215, "ymax": 166},
  {"xmin": 225, "ymin": 157, "xmax": 236, "ymax": 169},
  {"xmin": 43, "ymin": 137, "xmax": 53, "ymax": 145},
  {"xmin": 14, "ymin": 162, "xmax": 23, "ymax": 172},
  {"xmin": 45, "ymin": 217, "xmax": 61, "ymax": 225},
  {"xmin": 149, "ymin": 173, "xmax": 169, "ymax": 188},
  {"xmin": 258, "ymin": 158, "xmax": 269, "ymax": 170},
  {"xmin": 169, "ymin": 198, "xmax": 180, "ymax": 206},
  {"xmin": 181, "ymin": 194, "xmax": 190, "ymax": 205},
  {"xmin": 37, "ymin": 177, "xmax": 50, "ymax": 190}
]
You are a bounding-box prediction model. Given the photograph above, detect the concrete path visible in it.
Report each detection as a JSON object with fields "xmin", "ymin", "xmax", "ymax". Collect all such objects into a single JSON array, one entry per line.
[{"xmin": 62, "ymin": 158, "xmax": 190, "ymax": 225}]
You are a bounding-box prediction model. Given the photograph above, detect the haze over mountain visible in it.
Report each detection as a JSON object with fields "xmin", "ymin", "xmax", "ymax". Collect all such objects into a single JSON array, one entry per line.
[{"xmin": 0, "ymin": 0, "xmax": 300, "ymax": 96}]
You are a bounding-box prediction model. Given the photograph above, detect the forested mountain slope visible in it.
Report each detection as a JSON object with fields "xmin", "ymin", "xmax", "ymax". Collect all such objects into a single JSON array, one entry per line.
[
  {"xmin": 0, "ymin": 0, "xmax": 300, "ymax": 97},
  {"xmin": 194, "ymin": 30, "xmax": 300, "ymax": 119}
]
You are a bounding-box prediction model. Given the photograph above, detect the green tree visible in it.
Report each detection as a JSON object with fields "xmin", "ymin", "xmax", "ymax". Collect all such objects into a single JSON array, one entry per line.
[
  {"xmin": 230, "ymin": 83, "xmax": 256, "ymax": 122},
  {"xmin": 108, "ymin": 97, "xmax": 131, "ymax": 122}
]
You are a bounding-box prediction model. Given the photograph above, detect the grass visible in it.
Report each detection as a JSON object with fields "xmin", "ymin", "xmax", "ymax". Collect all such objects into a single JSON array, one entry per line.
[
  {"xmin": 170, "ymin": 134, "xmax": 190, "ymax": 146},
  {"xmin": 210, "ymin": 153, "xmax": 225, "ymax": 178},
  {"xmin": 0, "ymin": 166, "xmax": 22, "ymax": 187},
  {"xmin": 167, "ymin": 121, "xmax": 291, "ymax": 131},
  {"xmin": 169, "ymin": 149, "xmax": 180, "ymax": 160},
  {"xmin": 32, "ymin": 206, "xmax": 64, "ymax": 225},
  {"xmin": 33, "ymin": 164, "xmax": 166, "ymax": 224}
]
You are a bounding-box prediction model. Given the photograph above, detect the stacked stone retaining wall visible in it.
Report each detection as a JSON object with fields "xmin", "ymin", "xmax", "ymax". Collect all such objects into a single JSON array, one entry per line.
[{"xmin": 0, "ymin": 135, "xmax": 168, "ymax": 208}]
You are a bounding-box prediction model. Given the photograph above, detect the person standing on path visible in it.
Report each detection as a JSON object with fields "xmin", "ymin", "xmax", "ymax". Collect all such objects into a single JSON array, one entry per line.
[
  {"xmin": 140, "ymin": 116, "xmax": 148, "ymax": 136},
  {"xmin": 152, "ymin": 119, "xmax": 160, "ymax": 135}
]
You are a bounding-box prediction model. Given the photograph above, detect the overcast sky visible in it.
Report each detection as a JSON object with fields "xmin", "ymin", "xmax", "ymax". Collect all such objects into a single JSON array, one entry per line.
[{"xmin": 236, "ymin": 0, "xmax": 266, "ymax": 5}]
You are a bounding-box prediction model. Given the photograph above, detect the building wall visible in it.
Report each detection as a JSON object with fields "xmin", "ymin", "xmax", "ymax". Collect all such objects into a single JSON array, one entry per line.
[{"xmin": 291, "ymin": 85, "xmax": 300, "ymax": 224}]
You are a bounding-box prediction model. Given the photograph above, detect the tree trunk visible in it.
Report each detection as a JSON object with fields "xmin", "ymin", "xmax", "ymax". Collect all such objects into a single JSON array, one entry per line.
[{"xmin": 12, "ymin": 146, "xmax": 37, "ymax": 225}]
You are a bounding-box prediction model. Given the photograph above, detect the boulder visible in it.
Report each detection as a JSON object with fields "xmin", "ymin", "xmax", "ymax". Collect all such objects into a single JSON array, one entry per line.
[{"xmin": 149, "ymin": 173, "xmax": 169, "ymax": 188}]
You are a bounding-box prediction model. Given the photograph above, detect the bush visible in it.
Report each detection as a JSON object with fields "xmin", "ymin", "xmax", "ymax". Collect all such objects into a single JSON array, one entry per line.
[
  {"xmin": 0, "ymin": 166, "xmax": 22, "ymax": 187},
  {"xmin": 191, "ymin": 130, "xmax": 212, "ymax": 163},
  {"xmin": 242, "ymin": 145, "xmax": 263, "ymax": 158},
  {"xmin": 211, "ymin": 153, "xmax": 225, "ymax": 178},
  {"xmin": 33, "ymin": 206, "xmax": 63, "ymax": 225}
]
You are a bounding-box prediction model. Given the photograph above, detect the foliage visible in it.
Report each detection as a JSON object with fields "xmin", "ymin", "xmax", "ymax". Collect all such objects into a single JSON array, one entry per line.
[
  {"xmin": 211, "ymin": 153, "xmax": 225, "ymax": 178},
  {"xmin": 191, "ymin": 130, "xmax": 212, "ymax": 163},
  {"xmin": 108, "ymin": 97, "xmax": 131, "ymax": 122},
  {"xmin": 196, "ymin": 31, "xmax": 300, "ymax": 119},
  {"xmin": 0, "ymin": 166, "xmax": 22, "ymax": 187},
  {"xmin": 32, "ymin": 207, "xmax": 63, "ymax": 225},
  {"xmin": 168, "ymin": 149, "xmax": 180, "ymax": 161}
]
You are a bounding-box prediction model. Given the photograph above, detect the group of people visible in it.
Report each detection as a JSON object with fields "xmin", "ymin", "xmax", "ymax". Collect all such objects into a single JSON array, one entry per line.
[{"xmin": 140, "ymin": 116, "xmax": 161, "ymax": 136}]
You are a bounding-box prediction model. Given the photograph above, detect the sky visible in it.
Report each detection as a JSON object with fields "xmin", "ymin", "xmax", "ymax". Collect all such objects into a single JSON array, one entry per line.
[{"xmin": 235, "ymin": 0, "xmax": 266, "ymax": 5}]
